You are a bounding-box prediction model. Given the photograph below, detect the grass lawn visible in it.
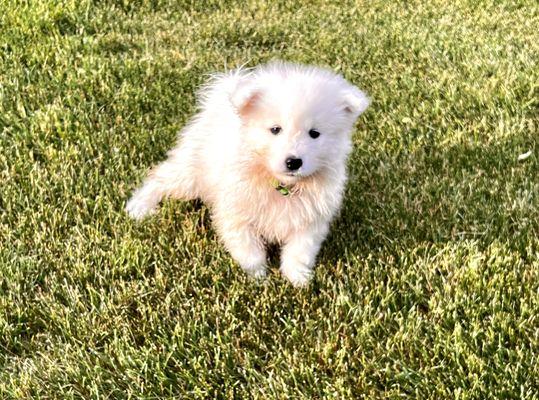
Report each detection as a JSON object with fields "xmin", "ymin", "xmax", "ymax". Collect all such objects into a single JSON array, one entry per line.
[{"xmin": 1, "ymin": 0, "xmax": 538, "ymax": 398}]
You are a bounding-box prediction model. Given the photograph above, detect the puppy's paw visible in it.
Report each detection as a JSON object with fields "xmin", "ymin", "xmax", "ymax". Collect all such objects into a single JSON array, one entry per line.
[
  {"xmin": 280, "ymin": 261, "xmax": 313, "ymax": 288},
  {"xmin": 243, "ymin": 264, "xmax": 268, "ymax": 280},
  {"xmin": 125, "ymin": 193, "xmax": 157, "ymax": 220},
  {"xmin": 238, "ymin": 253, "xmax": 267, "ymax": 281}
]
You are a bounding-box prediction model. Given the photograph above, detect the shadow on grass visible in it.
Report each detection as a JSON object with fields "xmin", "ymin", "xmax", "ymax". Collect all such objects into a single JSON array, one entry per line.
[{"xmin": 320, "ymin": 136, "xmax": 538, "ymax": 266}]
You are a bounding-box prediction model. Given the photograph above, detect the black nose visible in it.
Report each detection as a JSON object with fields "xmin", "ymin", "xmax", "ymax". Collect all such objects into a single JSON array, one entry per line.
[{"xmin": 285, "ymin": 157, "xmax": 303, "ymax": 171}]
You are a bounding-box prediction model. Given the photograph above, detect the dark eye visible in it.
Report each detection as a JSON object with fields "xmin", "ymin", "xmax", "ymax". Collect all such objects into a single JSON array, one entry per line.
[
  {"xmin": 308, "ymin": 129, "xmax": 320, "ymax": 139},
  {"xmin": 270, "ymin": 126, "xmax": 282, "ymax": 135}
]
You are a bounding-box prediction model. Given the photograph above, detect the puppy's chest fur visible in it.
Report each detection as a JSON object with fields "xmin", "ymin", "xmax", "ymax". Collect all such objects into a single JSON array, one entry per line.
[{"xmin": 241, "ymin": 174, "xmax": 344, "ymax": 243}]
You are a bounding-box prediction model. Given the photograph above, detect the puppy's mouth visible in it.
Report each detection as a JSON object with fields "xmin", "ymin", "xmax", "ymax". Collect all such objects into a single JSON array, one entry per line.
[{"xmin": 276, "ymin": 171, "xmax": 307, "ymax": 184}]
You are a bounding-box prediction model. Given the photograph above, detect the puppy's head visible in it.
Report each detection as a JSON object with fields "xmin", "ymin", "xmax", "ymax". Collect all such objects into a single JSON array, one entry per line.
[{"xmin": 231, "ymin": 62, "xmax": 370, "ymax": 185}]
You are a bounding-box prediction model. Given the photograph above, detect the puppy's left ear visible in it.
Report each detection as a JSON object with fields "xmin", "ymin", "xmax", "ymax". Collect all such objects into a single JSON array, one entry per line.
[
  {"xmin": 342, "ymin": 86, "xmax": 370, "ymax": 118},
  {"xmin": 230, "ymin": 78, "xmax": 261, "ymax": 118}
]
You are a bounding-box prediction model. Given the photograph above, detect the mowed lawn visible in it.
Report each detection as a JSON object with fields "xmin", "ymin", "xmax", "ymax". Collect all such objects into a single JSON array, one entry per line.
[{"xmin": 1, "ymin": 0, "xmax": 538, "ymax": 398}]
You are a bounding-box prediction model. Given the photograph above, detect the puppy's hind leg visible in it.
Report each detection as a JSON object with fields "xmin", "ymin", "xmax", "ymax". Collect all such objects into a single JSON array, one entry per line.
[{"xmin": 125, "ymin": 150, "xmax": 198, "ymax": 220}]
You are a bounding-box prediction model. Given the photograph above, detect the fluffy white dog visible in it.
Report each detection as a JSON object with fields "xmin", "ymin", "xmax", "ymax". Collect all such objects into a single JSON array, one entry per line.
[{"xmin": 126, "ymin": 61, "xmax": 370, "ymax": 286}]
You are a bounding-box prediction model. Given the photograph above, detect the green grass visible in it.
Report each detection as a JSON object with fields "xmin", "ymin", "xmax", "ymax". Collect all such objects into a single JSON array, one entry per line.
[{"xmin": 1, "ymin": 0, "xmax": 538, "ymax": 398}]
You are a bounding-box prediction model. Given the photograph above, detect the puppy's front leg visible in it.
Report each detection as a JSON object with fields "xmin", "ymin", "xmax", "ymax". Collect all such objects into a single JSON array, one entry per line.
[
  {"xmin": 214, "ymin": 211, "xmax": 267, "ymax": 279},
  {"xmin": 280, "ymin": 222, "xmax": 330, "ymax": 287}
]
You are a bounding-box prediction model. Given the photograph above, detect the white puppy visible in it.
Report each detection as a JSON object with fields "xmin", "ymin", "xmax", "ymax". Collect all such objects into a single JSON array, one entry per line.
[{"xmin": 126, "ymin": 61, "xmax": 369, "ymax": 286}]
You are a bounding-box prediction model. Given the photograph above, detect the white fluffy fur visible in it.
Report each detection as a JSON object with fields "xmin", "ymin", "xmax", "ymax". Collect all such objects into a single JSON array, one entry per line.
[{"xmin": 126, "ymin": 61, "xmax": 370, "ymax": 286}]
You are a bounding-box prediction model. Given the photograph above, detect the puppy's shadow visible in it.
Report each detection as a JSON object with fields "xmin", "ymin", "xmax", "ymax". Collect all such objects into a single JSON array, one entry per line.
[
  {"xmin": 266, "ymin": 243, "xmax": 282, "ymax": 269},
  {"xmin": 146, "ymin": 136, "xmax": 536, "ymax": 277},
  {"xmin": 319, "ymin": 137, "xmax": 537, "ymax": 267}
]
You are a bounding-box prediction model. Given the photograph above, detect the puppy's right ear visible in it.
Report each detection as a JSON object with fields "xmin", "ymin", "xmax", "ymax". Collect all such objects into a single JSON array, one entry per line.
[
  {"xmin": 230, "ymin": 79, "xmax": 261, "ymax": 117},
  {"xmin": 342, "ymin": 85, "xmax": 370, "ymax": 119}
]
